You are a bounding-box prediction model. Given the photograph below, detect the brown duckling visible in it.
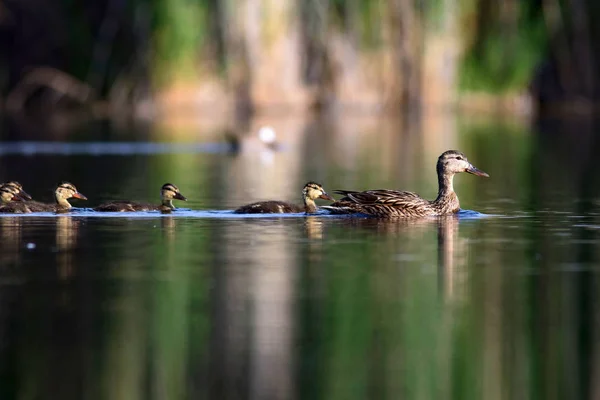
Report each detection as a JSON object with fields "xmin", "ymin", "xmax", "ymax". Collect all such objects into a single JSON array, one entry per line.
[
  {"xmin": 0, "ymin": 181, "xmax": 32, "ymax": 201},
  {"xmin": 0, "ymin": 182, "xmax": 87, "ymax": 213},
  {"xmin": 94, "ymin": 183, "xmax": 187, "ymax": 212},
  {"xmin": 322, "ymin": 150, "xmax": 489, "ymax": 218},
  {"xmin": 234, "ymin": 182, "xmax": 334, "ymax": 214}
]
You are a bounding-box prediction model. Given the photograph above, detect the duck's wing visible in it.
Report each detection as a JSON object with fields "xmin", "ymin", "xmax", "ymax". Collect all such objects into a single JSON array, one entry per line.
[
  {"xmin": 328, "ymin": 189, "xmax": 432, "ymax": 218},
  {"xmin": 335, "ymin": 189, "xmax": 427, "ymax": 206}
]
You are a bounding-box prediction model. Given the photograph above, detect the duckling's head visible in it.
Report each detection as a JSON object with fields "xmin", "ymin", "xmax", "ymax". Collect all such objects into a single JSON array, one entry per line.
[
  {"xmin": 437, "ymin": 150, "xmax": 489, "ymax": 177},
  {"xmin": 302, "ymin": 182, "xmax": 335, "ymax": 201},
  {"xmin": 0, "ymin": 187, "xmax": 20, "ymax": 203},
  {"xmin": 1, "ymin": 181, "xmax": 32, "ymax": 200},
  {"xmin": 161, "ymin": 183, "xmax": 187, "ymax": 208},
  {"xmin": 55, "ymin": 182, "xmax": 87, "ymax": 207}
]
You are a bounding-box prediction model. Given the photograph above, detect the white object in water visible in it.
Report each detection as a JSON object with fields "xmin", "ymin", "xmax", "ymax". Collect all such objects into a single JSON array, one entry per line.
[{"xmin": 258, "ymin": 126, "xmax": 277, "ymax": 145}]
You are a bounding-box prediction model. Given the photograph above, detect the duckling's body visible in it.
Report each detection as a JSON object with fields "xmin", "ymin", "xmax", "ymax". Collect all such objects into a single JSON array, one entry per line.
[
  {"xmin": 234, "ymin": 182, "xmax": 334, "ymax": 214},
  {"xmin": 234, "ymin": 200, "xmax": 305, "ymax": 214},
  {"xmin": 94, "ymin": 183, "xmax": 187, "ymax": 213},
  {"xmin": 93, "ymin": 201, "xmax": 159, "ymax": 212},
  {"xmin": 323, "ymin": 150, "xmax": 489, "ymax": 219},
  {"xmin": 0, "ymin": 182, "xmax": 86, "ymax": 213}
]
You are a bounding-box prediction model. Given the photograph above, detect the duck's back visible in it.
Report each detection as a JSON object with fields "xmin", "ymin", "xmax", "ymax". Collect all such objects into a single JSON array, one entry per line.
[
  {"xmin": 234, "ymin": 200, "xmax": 302, "ymax": 214},
  {"xmin": 94, "ymin": 201, "xmax": 158, "ymax": 212},
  {"xmin": 327, "ymin": 189, "xmax": 435, "ymax": 218}
]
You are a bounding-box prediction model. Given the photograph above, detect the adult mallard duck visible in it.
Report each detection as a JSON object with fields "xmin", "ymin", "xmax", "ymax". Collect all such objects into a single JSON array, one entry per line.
[
  {"xmin": 0, "ymin": 182, "xmax": 32, "ymax": 201},
  {"xmin": 234, "ymin": 181, "xmax": 334, "ymax": 214},
  {"xmin": 0, "ymin": 182, "xmax": 87, "ymax": 213},
  {"xmin": 322, "ymin": 150, "xmax": 489, "ymax": 218},
  {"xmin": 94, "ymin": 183, "xmax": 187, "ymax": 212}
]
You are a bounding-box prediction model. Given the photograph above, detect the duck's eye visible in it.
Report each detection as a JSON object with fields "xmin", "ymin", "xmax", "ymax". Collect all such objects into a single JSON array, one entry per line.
[{"xmin": 456, "ymin": 156, "xmax": 463, "ymax": 161}]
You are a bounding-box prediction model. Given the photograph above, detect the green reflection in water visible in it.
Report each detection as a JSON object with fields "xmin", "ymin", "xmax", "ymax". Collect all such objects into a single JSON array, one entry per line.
[{"xmin": 1, "ymin": 114, "xmax": 599, "ymax": 400}]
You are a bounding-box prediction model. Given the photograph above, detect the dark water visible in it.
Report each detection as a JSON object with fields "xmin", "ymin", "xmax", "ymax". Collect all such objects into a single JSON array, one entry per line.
[{"xmin": 0, "ymin": 115, "xmax": 599, "ymax": 399}]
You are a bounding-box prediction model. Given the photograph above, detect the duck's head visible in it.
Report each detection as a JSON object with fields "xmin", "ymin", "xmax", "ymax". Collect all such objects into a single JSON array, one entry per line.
[
  {"xmin": 437, "ymin": 150, "xmax": 489, "ymax": 178},
  {"xmin": 161, "ymin": 183, "xmax": 187, "ymax": 208},
  {"xmin": 55, "ymin": 182, "xmax": 87, "ymax": 204},
  {"xmin": 1, "ymin": 181, "xmax": 32, "ymax": 200},
  {"xmin": 303, "ymin": 182, "xmax": 335, "ymax": 201}
]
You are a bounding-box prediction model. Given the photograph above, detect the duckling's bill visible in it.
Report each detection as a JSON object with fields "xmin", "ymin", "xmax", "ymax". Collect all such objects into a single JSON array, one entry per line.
[
  {"xmin": 319, "ymin": 192, "xmax": 335, "ymax": 201},
  {"xmin": 18, "ymin": 190, "xmax": 32, "ymax": 200},
  {"xmin": 174, "ymin": 192, "xmax": 188, "ymax": 201},
  {"xmin": 72, "ymin": 192, "xmax": 88, "ymax": 200},
  {"xmin": 13, "ymin": 192, "xmax": 30, "ymax": 201}
]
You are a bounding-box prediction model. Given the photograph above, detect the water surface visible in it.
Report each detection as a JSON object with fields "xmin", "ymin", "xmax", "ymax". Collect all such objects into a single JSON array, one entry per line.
[{"xmin": 0, "ymin": 114, "xmax": 599, "ymax": 399}]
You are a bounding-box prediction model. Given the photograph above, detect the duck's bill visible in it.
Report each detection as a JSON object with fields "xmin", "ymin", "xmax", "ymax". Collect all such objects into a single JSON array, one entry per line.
[
  {"xmin": 174, "ymin": 193, "xmax": 188, "ymax": 201},
  {"xmin": 19, "ymin": 191, "xmax": 32, "ymax": 200},
  {"xmin": 466, "ymin": 165, "xmax": 490, "ymax": 178},
  {"xmin": 73, "ymin": 192, "xmax": 88, "ymax": 200},
  {"xmin": 320, "ymin": 193, "xmax": 335, "ymax": 201}
]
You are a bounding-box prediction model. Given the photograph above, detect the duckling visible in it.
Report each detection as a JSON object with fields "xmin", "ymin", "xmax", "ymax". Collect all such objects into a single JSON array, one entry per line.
[
  {"xmin": 0, "ymin": 181, "xmax": 32, "ymax": 200},
  {"xmin": 322, "ymin": 150, "xmax": 489, "ymax": 218},
  {"xmin": 94, "ymin": 183, "xmax": 187, "ymax": 212},
  {"xmin": 0, "ymin": 182, "xmax": 87, "ymax": 213},
  {"xmin": 234, "ymin": 182, "xmax": 334, "ymax": 214}
]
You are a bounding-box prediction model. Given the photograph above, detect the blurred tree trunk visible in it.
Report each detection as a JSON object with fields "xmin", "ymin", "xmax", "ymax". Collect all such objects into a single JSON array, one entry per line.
[
  {"xmin": 300, "ymin": 0, "xmax": 336, "ymax": 110},
  {"xmin": 532, "ymin": 0, "xmax": 599, "ymax": 113},
  {"xmin": 388, "ymin": 0, "xmax": 423, "ymax": 113}
]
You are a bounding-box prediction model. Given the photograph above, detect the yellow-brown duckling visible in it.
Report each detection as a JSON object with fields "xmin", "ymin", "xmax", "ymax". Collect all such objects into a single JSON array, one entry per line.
[
  {"xmin": 322, "ymin": 150, "xmax": 489, "ymax": 218},
  {"xmin": 234, "ymin": 182, "xmax": 334, "ymax": 214},
  {"xmin": 0, "ymin": 182, "xmax": 87, "ymax": 213},
  {"xmin": 0, "ymin": 181, "xmax": 32, "ymax": 201},
  {"xmin": 0, "ymin": 186, "xmax": 24, "ymax": 204},
  {"xmin": 94, "ymin": 183, "xmax": 187, "ymax": 212}
]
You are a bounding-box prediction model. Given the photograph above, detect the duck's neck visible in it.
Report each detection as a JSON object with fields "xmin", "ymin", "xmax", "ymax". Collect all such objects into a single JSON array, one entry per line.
[
  {"xmin": 55, "ymin": 196, "xmax": 72, "ymax": 209},
  {"xmin": 162, "ymin": 199, "xmax": 175, "ymax": 210},
  {"xmin": 437, "ymin": 171, "xmax": 454, "ymax": 195},
  {"xmin": 433, "ymin": 171, "xmax": 460, "ymax": 212},
  {"xmin": 303, "ymin": 196, "xmax": 318, "ymax": 213}
]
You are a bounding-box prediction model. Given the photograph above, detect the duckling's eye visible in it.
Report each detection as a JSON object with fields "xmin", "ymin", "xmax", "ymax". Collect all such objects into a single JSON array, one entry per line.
[{"xmin": 456, "ymin": 156, "xmax": 463, "ymax": 161}]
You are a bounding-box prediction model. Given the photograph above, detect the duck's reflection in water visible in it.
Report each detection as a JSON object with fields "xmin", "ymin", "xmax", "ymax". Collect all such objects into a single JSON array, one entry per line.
[
  {"xmin": 212, "ymin": 220, "xmax": 296, "ymax": 400},
  {"xmin": 436, "ymin": 215, "xmax": 465, "ymax": 300},
  {"xmin": 304, "ymin": 217, "xmax": 324, "ymax": 241},
  {"xmin": 161, "ymin": 216, "xmax": 177, "ymax": 242},
  {"xmin": 0, "ymin": 217, "xmax": 23, "ymax": 269},
  {"xmin": 324, "ymin": 215, "xmax": 466, "ymax": 301},
  {"xmin": 55, "ymin": 215, "xmax": 80, "ymax": 280}
]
